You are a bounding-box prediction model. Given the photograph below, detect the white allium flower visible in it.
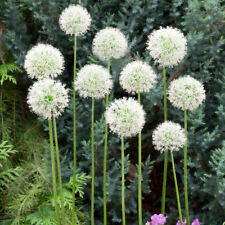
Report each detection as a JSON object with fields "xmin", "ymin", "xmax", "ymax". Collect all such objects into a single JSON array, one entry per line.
[
  {"xmin": 147, "ymin": 27, "xmax": 187, "ymax": 67},
  {"xmin": 92, "ymin": 27, "xmax": 128, "ymax": 61},
  {"xmin": 75, "ymin": 64, "xmax": 113, "ymax": 98},
  {"xmin": 119, "ymin": 61, "xmax": 157, "ymax": 94},
  {"xmin": 24, "ymin": 44, "xmax": 64, "ymax": 80},
  {"xmin": 59, "ymin": 5, "xmax": 91, "ymax": 36},
  {"xmin": 168, "ymin": 75, "xmax": 206, "ymax": 111},
  {"xmin": 27, "ymin": 79, "xmax": 69, "ymax": 120},
  {"xmin": 105, "ymin": 97, "xmax": 145, "ymax": 137},
  {"xmin": 152, "ymin": 121, "xmax": 186, "ymax": 152}
]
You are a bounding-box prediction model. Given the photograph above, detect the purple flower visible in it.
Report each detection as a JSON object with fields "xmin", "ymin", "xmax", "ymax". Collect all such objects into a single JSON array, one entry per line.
[
  {"xmin": 176, "ymin": 219, "xmax": 187, "ymax": 225},
  {"xmin": 192, "ymin": 219, "xmax": 200, "ymax": 225},
  {"xmin": 145, "ymin": 222, "xmax": 151, "ymax": 225},
  {"xmin": 176, "ymin": 218, "xmax": 200, "ymax": 225},
  {"xmin": 150, "ymin": 214, "xmax": 167, "ymax": 225}
]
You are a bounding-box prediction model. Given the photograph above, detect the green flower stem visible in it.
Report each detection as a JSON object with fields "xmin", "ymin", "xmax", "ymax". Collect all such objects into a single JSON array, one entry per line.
[
  {"xmin": 137, "ymin": 91, "xmax": 142, "ymax": 225},
  {"xmin": 170, "ymin": 151, "xmax": 183, "ymax": 225},
  {"xmin": 72, "ymin": 35, "xmax": 77, "ymax": 225},
  {"xmin": 53, "ymin": 116, "xmax": 65, "ymax": 224},
  {"xmin": 121, "ymin": 136, "xmax": 126, "ymax": 225},
  {"xmin": 184, "ymin": 110, "xmax": 190, "ymax": 225},
  {"xmin": 91, "ymin": 97, "xmax": 95, "ymax": 225},
  {"xmin": 103, "ymin": 58, "xmax": 110, "ymax": 225},
  {"xmin": 161, "ymin": 66, "xmax": 168, "ymax": 215},
  {"xmin": 48, "ymin": 119, "xmax": 60, "ymax": 225},
  {"xmin": 1, "ymin": 85, "xmax": 4, "ymax": 140}
]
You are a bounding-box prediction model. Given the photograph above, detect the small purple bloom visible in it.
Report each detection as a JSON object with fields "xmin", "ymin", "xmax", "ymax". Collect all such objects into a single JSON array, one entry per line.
[
  {"xmin": 150, "ymin": 214, "xmax": 167, "ymax": 225},
  {"xmin": 176, "ymin": 219, "xmax": 187, "ymax": 225},
  {"xmin": 192, "ymin": 219, "xmax": 200, "ymax": 225},
  {"xmin": 145, "ymin": 222, "xmax": 151, "ymax": 225}
]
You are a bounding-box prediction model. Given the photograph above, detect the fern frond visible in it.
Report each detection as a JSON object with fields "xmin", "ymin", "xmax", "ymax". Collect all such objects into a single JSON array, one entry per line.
[
  {"xmin": 65, "ymin": 172, "xmax": 91, "ymax": 198},
  {"xmin": 0, "ymin": 63, "xmax": 21, "ymax": 85},
  {"xmin": 0, "ymin": 63, "xmax": 22, "ymax": 75},
  {"xmin": 0, "ymin": 141, "xmax": 17, "ymax": 168},
  {"xmin": 26, "ymin": 204, "xmax": 56, "ymax": 225},
  {"xmin": 0, "ymin": 167, "xmax": 21, "ymax": 191}
]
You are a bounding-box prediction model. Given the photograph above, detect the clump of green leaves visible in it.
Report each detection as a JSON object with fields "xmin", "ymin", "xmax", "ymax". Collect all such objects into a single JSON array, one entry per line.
[
  {"xmin": 0, "ymin": 141, "xmax": 21, "ymax": 193},
  {"xmin": 0, "ymin": 63, "xmax": 21, "ymax": 85}
]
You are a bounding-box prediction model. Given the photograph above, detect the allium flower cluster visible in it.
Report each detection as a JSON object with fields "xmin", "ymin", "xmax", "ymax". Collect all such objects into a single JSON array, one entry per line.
[
  {"xmin": 59, "ymin": 5, "xmax": 91, "ymax": 36},
  {"xmin": 147, "ymin": 27, "xmax": 187, "ymax": 67},
  {"xmin": 152, "ymin": 121, "xmax": 186, "ymax": 152},
  {"xmin": 119, "ymin": 61, "xmax": 157, "ymax": 94},
  {"xmin": 168, "ymin": 75, "xmax": 206, "ymax": 111},
  {"xmin": 24, "ymin": 44, "xmax": 64, "ymax": 80},
  {"xmin": 92, "ymin": 27, "xmax": 128, "ymax": 61},
  {"xmin": 27, "ymin": 79, "xmax": 69, "ymax": 120},
  {"xmin": 145, "ymin": 214, "xmax": 167, "ymax": 225},
  {"xmin": 105, "ymin": 97, "xmax": 145, "ymax": 137},
  {"xmin": 75, "ymin": 64, "xmax": 112, "ymax": 98}
]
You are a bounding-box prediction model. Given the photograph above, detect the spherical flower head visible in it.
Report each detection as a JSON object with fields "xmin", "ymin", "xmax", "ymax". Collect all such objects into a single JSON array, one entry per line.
[
  {"xmin": 153, "ymin": 121, "xmax": 186, "ymax": 152},
  {"xmin": 24, "ymin": 44, "xmax": 64, "ymax": 80},
  {"xmin": 105, "ymin": 97, "xmax": 145, "ymax": 137},
  {"xmin": 150, "ymin": 214, "xmax": 167, "ymax": 225},
  {"xmin": 92, "ymin": 27, "xmax": 128, "ymax": 61},
  {"xmin": 75, "ymin": 64, "xmax": 113, "ymax": 98},
  {"xmin": 59, "ymin": 5, "xmax": 91, "ymax": 36},
  {"xmin": 27, "ymin": 79, "xmax": 69, "ymax": 120},
  {"xmin": 120, "ymin": 61, "xmax": 157, "ymax": 94},
  {"xmin": 168, "ymin": 75, "xmax": 206, "ymax": 111},
  {"xmin": 147, "ymin": 27, "xmax": 187, "ymax": 67}
]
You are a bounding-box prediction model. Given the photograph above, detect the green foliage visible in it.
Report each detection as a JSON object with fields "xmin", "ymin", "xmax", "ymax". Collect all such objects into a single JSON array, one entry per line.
[
  {"xmin": 0, "ymin": 141, "xmax": 21, "ymax": 192},
  {"xmin": 0, "ymin": 141, "xmax": 17, "ymax": 167},
  {"xmin": 202, "ymin": 141, "xmax": 225, "ymax": 209},
  {"xmin": 26, "ymin": 205, "xmax": 56, "ymax": 225},
  {"xmin": 1, "ymin": 0, "xmax": 225, "ymax": 224},
  {"xmin": 2, "ymin": 152, "xmax": 88, "ymax": 225},
  {"xmin": 0, "ymin": 63, "xmax": 21, "ymax": 85},
  {"xmin": 65, "ymin": 172, "xmax": 91, "ymax": 198}
]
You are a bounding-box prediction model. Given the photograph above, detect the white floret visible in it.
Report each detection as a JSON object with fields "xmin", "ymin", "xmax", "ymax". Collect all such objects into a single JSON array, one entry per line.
[
  {"xmin": 27, "ymin": 79, "xmax": 69, "ymax": 120},
  {"xmin": 59, "ymin": 5, "xmax": 91, "ymax": 36},
  {"xmin": 75, "ymin": 64, "xmax": 113, "ymax": 98},
  {"xmin": 152, "ymin": 121, "xmax": 186, "ymax": 152},
  {"xmin": 105, "ymin": 97, "xmax": 145, "ymax": 137},
  {"xmin": 168, "ymin": 75, "xmax": 206, "ymax": 111},
  {"xmin": 92, "ymin": 27, "xmax": 128, "ymax": 61},
  {"xmin": 120, "ymin": 61, "xmax": 157, "ymax": 94},
  {"xmin": 24, "ymin": 44, "xmax": 64, "ymax": 80},
  {"xmin": 147, "ymin": 27, "xmax": 187, "ymax": 67}
]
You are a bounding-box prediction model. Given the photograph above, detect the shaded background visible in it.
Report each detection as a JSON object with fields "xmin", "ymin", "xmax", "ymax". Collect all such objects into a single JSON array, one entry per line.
[{"xmin": 0, "ymin": 0, "xmax": 224, "ymax": 224}]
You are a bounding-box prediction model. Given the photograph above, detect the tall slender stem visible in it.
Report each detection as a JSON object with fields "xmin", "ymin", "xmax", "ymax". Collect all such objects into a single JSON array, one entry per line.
[
  {"xmin": 1, "ymin": 85, "xmax": 4, "ymax": 140},
  {"xmin": 137, "ymin": 91, "xmax": 142, "ymax": 225},
  {"xmin": 161, "ymin": 66, "xmax": 168, "ymax": 214},
  {"xmin": 48, "ymin": 119, "xmax": 60, "ymax": 225},
  {"xmin": 103, "ymin": 58, "xmax": 110, "ymax": 225},
  {"xmin": 184, "ymin": 110, "xmax": 190, "ymax": 225},
  {"xmin": 163, "ymin": 66, "xmax": 167, "ymax": 121},
  {"xmin": 170, "ymin": 151, "xmax": 183, "ymax": 225},
  {"xmin": 91, "ymin": 97, "xmax": 95, "ymax": 225},
  {"xmin": 53, "ymin": 117, "xmax": 65, "ymax": 224},
  {"xmin": 121, "ymin": 136, "xmax": 126, "ymax": 225},
  {"xmin": 72, "ymin": 35, "xmax": 77, "ymax": 225}
]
